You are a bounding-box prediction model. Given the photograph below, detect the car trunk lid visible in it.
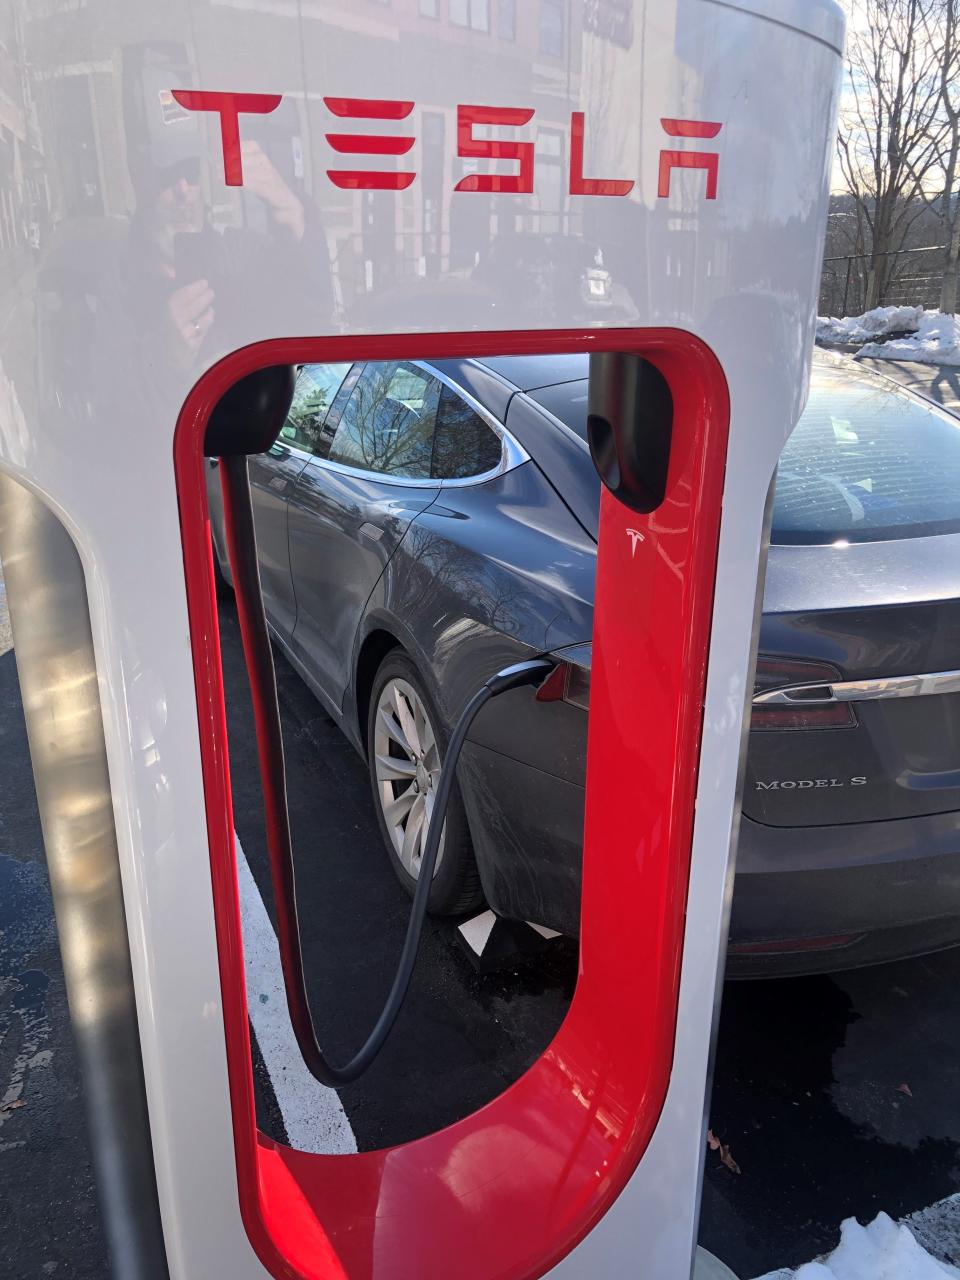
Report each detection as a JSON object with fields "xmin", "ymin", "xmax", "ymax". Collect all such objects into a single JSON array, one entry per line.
[{"xmin": 745, "ymin": 535, "xmax": 960, "ymax": 827}]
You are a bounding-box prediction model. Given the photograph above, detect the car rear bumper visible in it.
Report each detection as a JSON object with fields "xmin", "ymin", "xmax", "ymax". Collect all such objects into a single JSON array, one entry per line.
[
  {"xmin": 461, "ymin": 744, "xmax": 960, "ymax": 978},
  {"xmin": 728, "ymin": 810, "xmax": 960, "ymax": 977},
  {"xmin": 459, "ymin": 742, "xmax": 584, "ymax": 938}
]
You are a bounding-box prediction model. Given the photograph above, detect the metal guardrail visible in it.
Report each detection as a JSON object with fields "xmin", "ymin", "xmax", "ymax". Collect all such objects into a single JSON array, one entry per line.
[{"xmin": 819, "ymin": 244, "xmax": 947, "ymax": 316}]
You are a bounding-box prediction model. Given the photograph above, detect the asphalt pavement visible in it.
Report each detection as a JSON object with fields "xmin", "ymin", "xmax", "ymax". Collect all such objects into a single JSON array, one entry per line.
[{"xmin": 0, "ymin": 578, "xmax": 109, "ymax": 1278}]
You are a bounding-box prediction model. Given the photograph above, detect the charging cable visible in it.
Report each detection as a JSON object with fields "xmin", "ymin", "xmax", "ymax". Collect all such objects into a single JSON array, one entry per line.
[{"xmin": 220, "ymin": 453, "xmax": 554, "ymax": 1085}]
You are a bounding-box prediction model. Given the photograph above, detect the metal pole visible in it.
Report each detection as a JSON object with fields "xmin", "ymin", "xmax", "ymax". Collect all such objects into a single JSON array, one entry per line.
[
  {"xmin": 842, "ymin": 256, "xmax": 852, "ymax": 315},
  {"xmin": 0, "ymin": 474, "xmax": 170, "ymax": 1280}
]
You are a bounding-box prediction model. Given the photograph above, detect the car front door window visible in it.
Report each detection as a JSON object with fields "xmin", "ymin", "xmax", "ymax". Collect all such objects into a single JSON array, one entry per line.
[{"xmin": 279, "ymin": 362, "xmax": 353, "ymax": 456}]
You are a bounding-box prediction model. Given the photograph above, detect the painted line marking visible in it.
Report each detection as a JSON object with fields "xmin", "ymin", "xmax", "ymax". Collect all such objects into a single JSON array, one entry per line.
[
  {"xmin": 236, "ymin": 829, "xmax": 960, "ymax": 1271},
  {"xmin": 458, "ymin": 909, "xmax": 497, "ymax": 955},
  {"xmin": 234, "ymin": 833, "xmax": 356, "ymax": 1155}
]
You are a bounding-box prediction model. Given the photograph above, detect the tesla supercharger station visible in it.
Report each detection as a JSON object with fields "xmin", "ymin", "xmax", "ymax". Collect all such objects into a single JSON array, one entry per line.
[{"xmin": 0, "ymin": 1, "xmax": 843, "ymax": 1277}]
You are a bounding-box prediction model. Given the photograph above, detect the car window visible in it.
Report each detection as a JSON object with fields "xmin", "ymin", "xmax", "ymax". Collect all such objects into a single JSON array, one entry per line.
[
  {"xmin": 772, "ymin": 368, "xmax": 960, "ymax": 545},
  {"xmin": 279, "ymin": 363, "xmax": 352, "ymax": 456},
  {"xmin": 327, "ymin": 362, "xmax": 441, "ymax": 479},
  {"xmin": 431, "ymin": 386, "xmax": 503, "ymax": 479},
  {"xmin": 526, "ymin": 379, "xmax": 589, "ymax": 441}
]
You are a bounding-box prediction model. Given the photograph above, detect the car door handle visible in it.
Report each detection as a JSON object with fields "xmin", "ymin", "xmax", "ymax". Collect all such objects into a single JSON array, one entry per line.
[{"xmin": 753, "ymin": 668, "xmax": 960, "ymax": 705}]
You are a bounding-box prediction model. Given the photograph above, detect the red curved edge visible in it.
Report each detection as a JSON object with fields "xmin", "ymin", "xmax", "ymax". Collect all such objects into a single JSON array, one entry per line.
[{"xmin": 173, "ymin": 328, "xmax": 730, "ymax": 1280}]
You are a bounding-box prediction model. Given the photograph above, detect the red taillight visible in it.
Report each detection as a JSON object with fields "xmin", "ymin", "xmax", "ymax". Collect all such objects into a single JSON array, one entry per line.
[
  {"xmin": 536, "ymin": 659, "xmax": 590, "ymax": 710},
  {"xmin": 751, "ymin": 657, "xmax": 857, "ymax": 730}
]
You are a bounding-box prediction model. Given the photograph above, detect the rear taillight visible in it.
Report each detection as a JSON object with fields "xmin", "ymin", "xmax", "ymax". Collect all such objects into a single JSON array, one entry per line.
[
  {"xmin": 536, "ymin": 657, "xmax": 590, "ymax": 710},
  {"xmin": 751, "ymin": 657, "xmax": 857, "ymax": 730}
]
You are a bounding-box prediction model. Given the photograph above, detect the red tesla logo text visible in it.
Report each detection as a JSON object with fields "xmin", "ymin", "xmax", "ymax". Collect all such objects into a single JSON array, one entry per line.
[
  {"xmin": 170, "ymin": 90, "xmax": 282, "ymax": 186},
  {"xmin": 173, "ymin": 90, "xmax": 722, "ymax": 201},
  {"xmin": 658, "ymin": 117, "xmax": 722, "ymax": 199},
  {"xmin": 323, "ymin": 97, "xmax": 416, "ymax": 190}
]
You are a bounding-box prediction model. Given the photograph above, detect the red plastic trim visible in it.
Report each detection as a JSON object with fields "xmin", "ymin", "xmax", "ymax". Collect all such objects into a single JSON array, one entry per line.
[
  {"xmin": 657, "ymin": 151, "xmax": 720, "ymax": 200},
  {"xmin": 660, "ymin": 118, "xmax": 722, "ymax": 138},
  {"xmin": 173, "ymin": 328, "xmax": 730, "ymax": 1280},
  {"xmin": 453, "ymin": 105, "xmax": 535, "ymax": 194},
  {"xmin": 325, "ymin": 134, "xmax": 415, "ymax": 156},
  {"xmin": 170, "ymin": 91, "xmax": 282, "ymax": 186},
  {"xmin": 569, "ymin": 112, "xmax": 635, "ymax": 196},
  {"xmin": 323, "ymin": 97, "xmax": 414, "ymax": 120},
  {"xmin": 326, "ymin": 171, "xmax": 416, "ymax": 191}
]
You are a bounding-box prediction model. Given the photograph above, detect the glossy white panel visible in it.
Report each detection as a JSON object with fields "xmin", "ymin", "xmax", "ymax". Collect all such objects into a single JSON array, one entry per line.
[{"xmin": 0, "ymin": 1, "xmax": 841, "ymax": 1275}]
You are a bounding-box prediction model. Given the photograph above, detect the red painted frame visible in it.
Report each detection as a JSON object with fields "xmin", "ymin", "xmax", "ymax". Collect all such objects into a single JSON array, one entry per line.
[{"xmin": 173, "ymin": 327, "xmax": 730, "ymax": 1280}]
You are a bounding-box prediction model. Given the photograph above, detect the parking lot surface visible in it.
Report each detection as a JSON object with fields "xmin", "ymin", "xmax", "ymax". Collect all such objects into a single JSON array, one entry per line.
[{"xmin": 2, "ymin": 540, "xmax": 960, "ymax": 1277}]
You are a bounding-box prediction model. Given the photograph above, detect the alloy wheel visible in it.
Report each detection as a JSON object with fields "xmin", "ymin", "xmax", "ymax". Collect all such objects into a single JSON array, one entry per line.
[{"xmin": 373, "ymin": 677, "xmax": 445, "ymax": 879}]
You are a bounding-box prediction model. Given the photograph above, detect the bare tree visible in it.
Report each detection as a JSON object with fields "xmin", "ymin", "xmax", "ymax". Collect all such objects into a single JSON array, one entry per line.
[
  {"xmin": 836, "ymin": 0, "xmax": 947, "ymax": 310},
  {"xmin": 924, "ymin": 0, "xmax": 960, "ymax": 313}
]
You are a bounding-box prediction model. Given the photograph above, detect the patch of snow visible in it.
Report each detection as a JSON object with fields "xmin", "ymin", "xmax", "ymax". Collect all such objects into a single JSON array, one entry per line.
[
  {"xmin": 817, "ymin": 306, "xmax": 924, "ymax": 345},
  {"xmin": 856, "ymin": 311, "xmax": 960, "ymax": 366},
  {"xmin": 753, "ymin": 1213, "xmax": 960, "ymax": 1280}
]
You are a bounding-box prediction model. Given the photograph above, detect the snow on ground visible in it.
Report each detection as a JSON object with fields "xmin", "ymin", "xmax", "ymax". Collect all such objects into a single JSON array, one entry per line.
[
  {"xmin": 816, "ymin": 307, "xmax": 960, "ymax": 365},
  {"xmin": 857, "ymin": 312, "xmax": 960, "ymax": 366},
  {"xmin": 754, "ymin": 1208, "xmax": 960, "ymax": 1280},
  {"xmin": 817, "ymin": 306, "xmax": 924, "ymax": 345}
]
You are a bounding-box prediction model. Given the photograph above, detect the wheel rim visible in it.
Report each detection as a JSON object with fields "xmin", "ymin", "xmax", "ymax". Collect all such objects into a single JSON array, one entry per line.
[{"xmin": 373, "ymin": 677, "xmax": 445, "ymax": 879}]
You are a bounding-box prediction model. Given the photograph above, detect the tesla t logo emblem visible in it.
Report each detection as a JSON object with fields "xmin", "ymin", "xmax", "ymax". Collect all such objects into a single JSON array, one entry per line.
[
  {"xmin": 170, "ymin": 90, "xmax": 282, "ymax": 186},
  {"xmin": 172, "ymin": 90, "xmax": 722, "ymax": 201},
  {"xmin": 626, "ymin": 529, "xmax": 646, "ymax": 556}
]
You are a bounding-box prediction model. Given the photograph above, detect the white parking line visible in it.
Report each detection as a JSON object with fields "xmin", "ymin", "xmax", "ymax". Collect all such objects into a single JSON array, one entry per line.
[
  {"xmin": 235, "ymin": 827, "xmax": 960, "ymax": 1269},
  {"xmin": 234, "ymin": 834, "xmax": 357, "ymax": 1155}
]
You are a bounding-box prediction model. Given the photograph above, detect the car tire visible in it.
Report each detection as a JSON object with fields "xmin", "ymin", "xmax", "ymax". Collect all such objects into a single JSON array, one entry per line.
[
  {"xmin": 212, "ymin": 539, "xmax": 233, "ymax": 600},
  {"xmin": 367, "ymin": 650, "xmax": 484, "ymax": 915}
]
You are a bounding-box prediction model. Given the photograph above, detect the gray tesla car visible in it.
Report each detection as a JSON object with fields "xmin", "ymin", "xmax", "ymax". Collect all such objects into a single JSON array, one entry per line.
[{"xmin": 208, "ymin": 351, "xmax": 960, "ymax": 976}]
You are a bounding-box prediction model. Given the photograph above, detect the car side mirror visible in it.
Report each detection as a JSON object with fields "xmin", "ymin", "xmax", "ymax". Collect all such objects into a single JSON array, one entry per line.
[{"xmin": 203, "ymin": 365, "xmax": 297, "ymax": 458}]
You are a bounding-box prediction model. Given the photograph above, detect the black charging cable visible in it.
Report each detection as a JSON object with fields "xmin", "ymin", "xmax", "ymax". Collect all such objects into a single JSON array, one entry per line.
[{"xmin": 220, "ymin": 453, "xmax": 555, "ymax": 1086}]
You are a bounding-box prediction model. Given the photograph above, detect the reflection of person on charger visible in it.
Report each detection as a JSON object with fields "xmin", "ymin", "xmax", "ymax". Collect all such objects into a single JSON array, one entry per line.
[
  {"xmin": 160, "ymin": 138, "xmax": 325, "ymax": 367},
  {"xmin": 37, "ymin": 68, "xmax": 333, "ymax": 422}
]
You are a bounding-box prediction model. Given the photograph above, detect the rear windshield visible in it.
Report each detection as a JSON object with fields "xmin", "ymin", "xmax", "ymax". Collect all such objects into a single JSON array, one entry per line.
[
  {"xmin": 772, "ymin": 368, "xmax": 960, "ymax": 545},
  {"xmin": 527, "ymin": 379, "xmax": 589, "ymax": 441}
]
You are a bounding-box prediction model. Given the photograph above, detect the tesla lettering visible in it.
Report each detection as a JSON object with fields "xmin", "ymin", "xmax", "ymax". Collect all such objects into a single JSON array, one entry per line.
[
  {"xmin": 658, "ymin": 117, "xmax": 722, "ymax": 200},
  {"xmin": 169, "ymin": 90, "xmax": 282, "ymax": 186},
  {"xmin": 173, "ymin": 91, "xmax": 722, "ymax": 199},
  {"xmin": 323, "ymin": 96, "xmax": 416, "ymax": 191}
]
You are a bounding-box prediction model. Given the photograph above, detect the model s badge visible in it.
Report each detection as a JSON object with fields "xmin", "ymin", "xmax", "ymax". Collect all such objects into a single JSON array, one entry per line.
[{"xmin": 755, "ymin": 777, "xmax": 868, "ymax": 791}]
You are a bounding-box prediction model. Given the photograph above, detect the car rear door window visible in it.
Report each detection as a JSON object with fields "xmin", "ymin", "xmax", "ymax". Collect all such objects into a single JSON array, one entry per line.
[
  {"xmin": 280, "ymin": 362, "xmax": 352, "ymax": 456},
  {"xmin": 327, "ymin": 361, "xmax": 441, "ymax": 479},
  {"xmin": 772, "ymin": 368, "xmax": 960, "ymax": 545},
  {"xmin": 431, "ymin": 386, "xmax": 503, "ymax": 479}
]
